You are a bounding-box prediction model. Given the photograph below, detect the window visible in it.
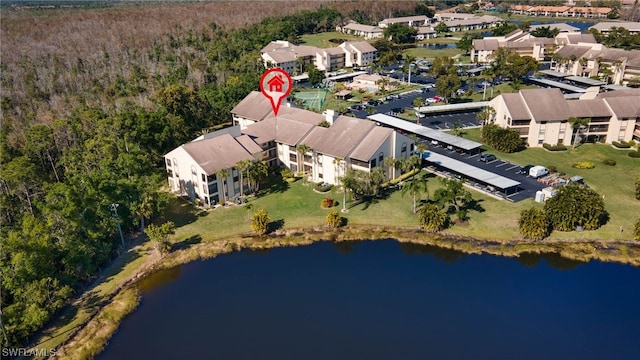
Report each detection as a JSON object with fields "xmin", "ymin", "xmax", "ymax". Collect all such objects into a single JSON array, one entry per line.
[
  {"xmin": 379, "ymin": 152, "xmax": 384, "ymax": 164},
  {"xmin": 166, "ymin": 158, "xmax": 172, "ymax": 167},
  {"xmin": 410, "ymin": 143, "xmax": 414, "ymax": 152},
  {"xmin": 539, "ymin": 129, "xmax": 545, "ymax": 135},
  {"xmin": 207, "ymin": 174, "xmax": 217, "ymax": 183},
  {"xmin": 201, "ymin": 173, "xmax": 206, "ymax": 182},
  {"xmin": 208, "ymin": 183, "xmax": 218, "ymax": 194},
  {"xmin": 560, "ymin": 128, "xmax": 565, "ymax": 134},
  {"xmin": 167, "ymin": 169, "xmax": 174, "ymax": 178},
  {"xmin": 191, "ymin": 166, "xmax": 197, "ymax": 175},
  {"xmin": 538, "ymin": 139, "xmax": 544, "ymax": 145},
  {"xmin": 401, "ymin": 142, "xmax": 407, "ymax": 155},
  {"xmin": 370, "ymin": 159, "xmax": 376, "ymax": 168}
]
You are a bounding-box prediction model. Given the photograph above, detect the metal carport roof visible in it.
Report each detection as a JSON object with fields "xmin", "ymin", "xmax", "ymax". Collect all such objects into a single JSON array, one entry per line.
[
  {"xmin": 367, "ymin": 113, "xmax": 482, "ymax": 151},
  {"xmin": 423, "ymin": 151, "xmax": 521, "ymax": 190}
]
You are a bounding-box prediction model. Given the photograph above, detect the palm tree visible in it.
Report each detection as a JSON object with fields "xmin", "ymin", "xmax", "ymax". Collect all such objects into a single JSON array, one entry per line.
[
  {"xmin": 235, "ymin": 159, "xmax": 253, "ymax": 197},
  {"xmin": 578, "ymin": 57, "xmax": 588, "ymax": 77},
  {"xmin": 376, "ymin": 77, "xmax": 390, "ymax": 95},
  {"xmin": 403, "ymin": 54, "xmax": 416, "ymax": 84},
  {"xmin": 248, "ymin": 160, "xmax": 268, "ymax": 194},
  {"xmin": 383, "ymin": 157, "xmax": 399, "ymax": 179},
  {"xmin": 612, "ymin": 59, "xmax": 623, "ymax": 84},
  {"xmin": 216, "ymin": 168, "xmax": 229, "ymax": 204},
  {"xmin": 568, "ymin": 117, "xmax": 590, "ymax": 149},
  {"xmin": 333, "ymin": 157, "xmax": 347, "ymax": 211},
  {"xmin": 132, "ymin": 190, "xmax": 155, "ymax": 232},
  {"xmin": 296, "ymin": 143, "xmax": 311, "ymax": 183},
  {"xmin": 401, "ymin": 172, "xmax": 429, "ymax": 213},
  {"xmin": 412, "ymin": 97, "xmax": 425, "ymax": 123},
  {"xmin": 476, "ymin": 106, "xmax": 495, "ymax": 125}
]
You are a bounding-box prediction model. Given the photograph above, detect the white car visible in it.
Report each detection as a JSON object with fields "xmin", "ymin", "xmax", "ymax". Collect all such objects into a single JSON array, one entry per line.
[{"xmin": 425, "ymin": 97, "xmax": 437, "ymax": 103}]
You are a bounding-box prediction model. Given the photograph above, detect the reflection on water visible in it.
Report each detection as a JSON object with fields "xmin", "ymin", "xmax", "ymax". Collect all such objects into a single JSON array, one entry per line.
[
  {"xmin": 136, "ymin": 266, "xmax": 181, "ymax": 292},
  {"xmin": 397, "ymin": 241, "xmax": 467, "ymax": 263},
  {"xmin": 416, "ymin": 43, "xmax": 456, "ymax": 49},
  {"xmin": 517, "ymin": 252, "xmax": 586, "ymax": 270}
]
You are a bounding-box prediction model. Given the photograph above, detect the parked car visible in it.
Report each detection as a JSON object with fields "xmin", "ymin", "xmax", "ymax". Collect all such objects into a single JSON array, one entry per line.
[
  {"xmin": 433, "ymin": 96, "xmax": 444, "ymax": 102},
  {"xmin": 479, "ymin": 154, "xmax": 497, "ymax": 162},
  {"xmin": 426, "ymin": 97, "xmax": 437, "ymax": 103},
  {"xmin": 518, "ymin": 165, "xmax": 534, "ymax": 175}
]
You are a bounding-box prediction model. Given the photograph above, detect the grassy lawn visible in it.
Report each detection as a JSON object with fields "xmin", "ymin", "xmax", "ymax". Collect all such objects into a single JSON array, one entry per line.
[
  {"xmin": 299, "ymin": 31, "xmax": 363, "ymax": 48},
  {"xmin": 454, "ymin": 128, "xmax": 640, "ymax": 240}
]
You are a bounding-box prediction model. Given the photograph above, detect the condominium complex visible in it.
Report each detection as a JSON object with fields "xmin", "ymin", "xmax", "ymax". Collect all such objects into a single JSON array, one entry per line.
[
  {"xmin": 165, "ymin": 92, "xmax": 415, "ymax": 206},
  {"xmin": 488, "ymin": 88, "xmax": 640, "ymax": 148},
  {"xmin": 260, "ymin": 40, "xmax": 377, "ymax": 73}
]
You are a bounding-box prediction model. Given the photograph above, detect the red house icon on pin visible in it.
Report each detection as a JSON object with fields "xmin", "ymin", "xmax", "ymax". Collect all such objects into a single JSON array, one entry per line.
[{"xmin": 267, "ymin": 75, "xmax": 285, "ymax": 92}]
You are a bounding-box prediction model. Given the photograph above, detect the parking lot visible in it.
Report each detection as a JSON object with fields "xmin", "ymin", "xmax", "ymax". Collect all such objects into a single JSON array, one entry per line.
[
  {"xmin": 423, "ymin": 139, "xmax": 547, "ymax": 202},
  {"xmin": 349, "ymin": 90, "xmax": 481, "ymax": 130}
]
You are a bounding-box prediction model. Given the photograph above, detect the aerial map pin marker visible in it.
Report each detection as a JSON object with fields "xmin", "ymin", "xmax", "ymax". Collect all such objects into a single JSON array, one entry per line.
[{"xmin": 260, "ymin": 68, "xmax": 292, "ymax": 116}]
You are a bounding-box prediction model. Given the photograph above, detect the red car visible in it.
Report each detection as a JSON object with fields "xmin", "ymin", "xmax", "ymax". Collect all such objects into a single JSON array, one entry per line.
[{"xmin": 433, "ymin": 96, "xmax": 444, "ymax": 102}]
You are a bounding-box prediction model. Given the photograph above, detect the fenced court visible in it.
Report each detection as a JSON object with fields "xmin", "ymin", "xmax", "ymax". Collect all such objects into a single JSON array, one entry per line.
[{"xmin": 292, "ymin": 89, "xmax": 328, "ymax": 110}]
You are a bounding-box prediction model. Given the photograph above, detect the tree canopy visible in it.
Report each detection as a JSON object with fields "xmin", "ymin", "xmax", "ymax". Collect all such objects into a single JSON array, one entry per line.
[
  {"xmin": 383, "ymin": 23, "xmax": 418, "ymax": 43},
  {"xmin": 543, "ymin": 183, "xmax": 608, "ymax": 231}
]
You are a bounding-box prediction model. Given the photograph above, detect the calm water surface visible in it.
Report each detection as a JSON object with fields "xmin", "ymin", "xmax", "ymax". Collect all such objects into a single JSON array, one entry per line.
[{"xmin": 98, "ymin": 240, "xmax": 640, "ymax": 360}]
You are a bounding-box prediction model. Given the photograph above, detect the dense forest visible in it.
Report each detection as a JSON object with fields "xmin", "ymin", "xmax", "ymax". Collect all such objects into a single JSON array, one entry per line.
[{"xmin": 0, "ymin": 0, "xmax": 426, "ymax": 348}]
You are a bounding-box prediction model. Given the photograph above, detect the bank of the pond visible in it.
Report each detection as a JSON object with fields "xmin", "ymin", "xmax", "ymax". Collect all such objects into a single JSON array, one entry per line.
[{"xmin": 51, "ymin": 225, "xmax": 640, "ymax": 359}]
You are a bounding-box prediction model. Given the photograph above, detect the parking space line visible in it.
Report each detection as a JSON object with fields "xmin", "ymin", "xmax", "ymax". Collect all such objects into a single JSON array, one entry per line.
[
  {"xmin": 495, "ymin": 161, "xmax": 508, "ymax": 168},
  {"xmin": 505, "ymin": 165, "xmax": 519, "ymax": 171}
]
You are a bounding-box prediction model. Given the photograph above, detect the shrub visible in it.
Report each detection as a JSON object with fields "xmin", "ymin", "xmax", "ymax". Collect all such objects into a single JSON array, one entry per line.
[
  {"xmin": 628, "ymin": 151, "xmax": 640, "ymax": 158},
  {"xmin": 548, "ymin": 165, "xmax": 558, "ymax": 173},
  {"xmin": 519, "ymin": 207, "xmax": 551, "ymax": 240},
  {"xmin": 573, "ymin": 161, "xmax": 595, "ymax": 169},
  {"xmin": 481, "ymin": 124, "xmax": 523, "ymax": 153},
  {"xmin": 280, "ymin": 169, "xmax": 294, "ymax": 178},
  {"xmin": 612, "ymin": 141, "xmax": 631, "ymax": 148},
  {"xmin": 326, "ymin": 210, "xmax": 342, "ymax": 228},
  {"xmin": 636, "ymin": 178, "xmax": 640, "ymax": 200},
  {"xmin": 251, "ymin": 208, "xmax": 270, "ymax": 235},
  {"xmin": 543, "ymin": 143, "xmax": 567, "ymax": 151},
  {"xmin": 314, "ymin": 182, "xmax": 333, "ymax": 192},
  {"xmin": 418, "ymin": 204, "xmax": 448, "ymax": 233},
  {"xmin": 628, "ymin": 139, "xmax": 636, "ymax": 147},
  {"xmin": 602, "ymin": 158, "xmax": 616, "ymax": 166},
  {"xmin": 321, "ymin": 197, "xmax": 337, "ymax": 208},
  {"xmin": 635, "ymin": 218, "xmax": 640, "ymax": 241}
]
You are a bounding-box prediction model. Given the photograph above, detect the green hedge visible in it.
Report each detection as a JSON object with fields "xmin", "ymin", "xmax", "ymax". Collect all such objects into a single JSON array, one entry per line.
[
  {"xmin": 629, "ymin": 151, "xmax": 640, "ymax": 158},
  {"xmin": 612, "ymin": 141, "xmax": 631, "ymax": 148},
  {"xmin": 543, "ymin": 143, "xmax": 567, "ymax": 151},
  {"xmin": 603, "ymin": 158, "xmax": 616, "ymax": 166}
]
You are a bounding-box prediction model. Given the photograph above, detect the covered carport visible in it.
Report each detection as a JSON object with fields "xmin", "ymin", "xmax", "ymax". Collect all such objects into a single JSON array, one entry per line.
[
  {"xmin": 367, "ymin": 113, "xmax": 483, "ymax": 154},
  {"xmin": 422, "ymin": 151, "xmax": 521, "ymax": 198}
]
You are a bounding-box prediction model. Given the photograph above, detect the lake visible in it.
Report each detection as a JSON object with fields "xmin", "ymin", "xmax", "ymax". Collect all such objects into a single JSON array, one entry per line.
[{"xmin": 98, "ymin": 240, "xmax": 640, "ymax": 360}]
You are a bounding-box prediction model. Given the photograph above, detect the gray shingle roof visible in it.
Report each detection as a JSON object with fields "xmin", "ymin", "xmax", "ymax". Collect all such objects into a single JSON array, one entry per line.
[
  {"xmin": 181, "ymin": 133, "xmax": 253, "ymax": 175},
  {"xmin": 231, "ymin": 91, "xmax": 273, "ymax": 121},
  {"xmin": 349, "ymin": 126, "xmax": 393, "ymax": 161},
  {"xmin": 502, "ymin": 93, "xmax": 531, "ymax": 121},
  {"xmin": 302, "ymin": 116, "xmax": 376, "ymax": 159},
  {"xmin": 566, "ymin": 99, "xmax": 612, "ymax": 118},
  {"xmin": 603, "ymin": 96, "xmax": 640, "ymax": 118},
  {"xmin": 519, "ymin": 88, "xmax": 570, "ymax": 121}
]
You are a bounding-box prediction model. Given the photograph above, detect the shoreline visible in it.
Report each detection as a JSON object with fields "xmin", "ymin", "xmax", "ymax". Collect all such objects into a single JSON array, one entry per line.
[{"xmin": 48, "ymin": 225, "xmax": 640, "ymax": 359}]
